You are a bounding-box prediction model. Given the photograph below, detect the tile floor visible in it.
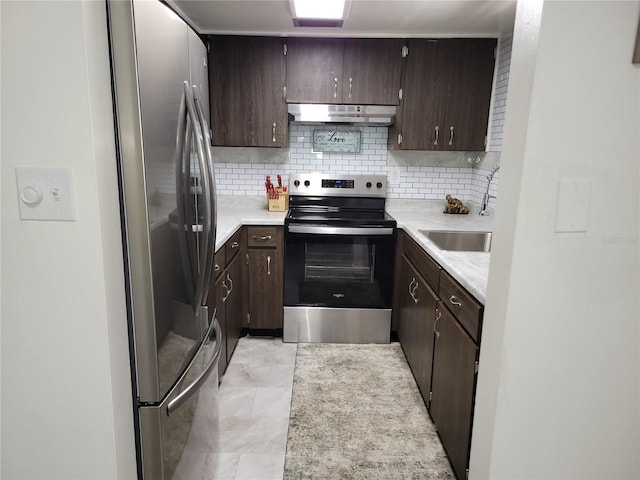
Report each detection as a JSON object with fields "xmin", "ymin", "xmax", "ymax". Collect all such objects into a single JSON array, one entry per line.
[{"xmin": 174, "ymin": 336, "xmax": 297, "ymax": 480}]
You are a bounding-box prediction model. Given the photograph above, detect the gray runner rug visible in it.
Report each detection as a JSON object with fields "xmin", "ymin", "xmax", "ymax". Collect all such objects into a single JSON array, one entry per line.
[{"xmin": 283, "ymin": 343, "xmax": 455, "ymax": 479}]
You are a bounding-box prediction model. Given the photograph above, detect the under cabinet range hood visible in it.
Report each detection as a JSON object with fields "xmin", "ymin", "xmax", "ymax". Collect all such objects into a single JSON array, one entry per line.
[{"xmin": 288, "ymin": 104, "xmax": 396, "ymax": 125}]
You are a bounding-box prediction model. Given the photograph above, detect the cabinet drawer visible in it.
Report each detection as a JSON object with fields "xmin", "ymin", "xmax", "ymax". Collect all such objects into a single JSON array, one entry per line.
[
  {"xmin": 247, "ymin": 226, "xmax": 279, "ymax": 247},
  {"xmin": 402, "ymin": 231, "xmax": 441, "ymax": 291},
  {"xmin": 439, "ymin": 271, "xmax": 483, "ymax": 343},
  {"xmin": 214, "ymin": 248, "xmax": 225, "ymax": 279},
  {"xmin": 225, "ymin": 228, "xmax": 244, "ymax": 264}
]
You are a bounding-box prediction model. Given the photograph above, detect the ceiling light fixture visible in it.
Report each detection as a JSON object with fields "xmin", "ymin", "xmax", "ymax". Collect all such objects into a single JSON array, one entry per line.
[{"xmin": 290, "ymin": 0, "xmax": 350, "ymax": 27}]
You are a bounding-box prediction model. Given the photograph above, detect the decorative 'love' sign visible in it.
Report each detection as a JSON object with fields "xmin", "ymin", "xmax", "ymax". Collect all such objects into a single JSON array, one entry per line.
[{"xmin": 313, "ymin": 130, "xmax": 361, "ymax": 153}]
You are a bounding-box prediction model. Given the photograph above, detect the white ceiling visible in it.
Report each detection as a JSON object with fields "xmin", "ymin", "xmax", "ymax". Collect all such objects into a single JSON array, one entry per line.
[{"xmin": 168, "ymin": 0, "xmax": 516, "ymax": 38}]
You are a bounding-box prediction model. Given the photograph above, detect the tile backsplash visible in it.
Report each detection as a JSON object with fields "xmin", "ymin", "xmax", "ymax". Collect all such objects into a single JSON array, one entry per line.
[
  {"xmin": 215, "ymin": 124, "xmax": 492, "ymax": 206},
  {"xmin": 488, "ymin": 32, "xmax": 512, "ymax": 153}
]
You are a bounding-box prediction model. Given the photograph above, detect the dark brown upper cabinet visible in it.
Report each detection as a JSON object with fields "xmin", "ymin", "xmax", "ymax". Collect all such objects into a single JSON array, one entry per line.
[
  {"xmin": 392, "ymin": 38, "xmax": 497, "ymax": 151},
  {"xmin": 285, "ymin": 38, "xmax": 343, "ymax": 104},
  {"xmin": 208, "ymin": 36, "xmax": 287, "ymax": 147},
  {"xmin": 285, "ymin": 38, "xmax": 403, "ymax": 105}
]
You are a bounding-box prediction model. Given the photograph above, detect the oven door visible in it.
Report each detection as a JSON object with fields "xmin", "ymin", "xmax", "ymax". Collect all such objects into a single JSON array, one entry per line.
[{"xmin": 284, "ymin": 225, "xmax": 396, "ymax": 309}]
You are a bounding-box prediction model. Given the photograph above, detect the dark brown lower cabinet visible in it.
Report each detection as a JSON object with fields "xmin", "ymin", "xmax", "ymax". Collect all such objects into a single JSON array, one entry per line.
[
  {"xmin": 247, "ymin": 226, "xmax": 284, "ymax": 330},
  {"xmin": 397, "ymin": 255, "xmax": 438, "ymax": 401},
  {"xmin": 224, "ymin": 252, "xmax": 243, "ymax": 361},
  {"xmin": 394, "ymin": 230, "xmax": 483, "ymax": 480},
  {"xmin": 430, "ymin": 303, "xmax": 479, "ymax": 480},
  {"xmin": 211, "ymin": 228, "xmax": 247, "ymax": 379}
]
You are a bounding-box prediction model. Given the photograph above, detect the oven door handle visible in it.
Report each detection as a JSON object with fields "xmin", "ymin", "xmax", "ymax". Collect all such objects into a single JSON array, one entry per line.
[{"xmin": 287, "ymin": 225, "xmax": 395, "ymax": 236}]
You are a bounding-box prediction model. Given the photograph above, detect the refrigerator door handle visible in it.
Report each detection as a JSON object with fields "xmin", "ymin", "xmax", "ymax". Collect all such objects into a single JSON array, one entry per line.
[
  {"xmin": 174, "ymin": 89, "xmax": 197, "ymax": 305},
  {"xmin": 183, "ymin": 82, "xmax": 211, "ymax": 315},
  {"xmin": 193, "ymin": 85, "xmax": 216, "ymax": 305},
  {"xmin": 166, "ymin": 315, "xmax": 222, "ymax": 416}
]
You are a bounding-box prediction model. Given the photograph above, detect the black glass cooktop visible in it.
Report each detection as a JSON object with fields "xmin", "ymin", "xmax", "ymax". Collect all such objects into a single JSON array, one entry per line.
[{"xmin": 286, "ymin": 207, "xmax": 396, "ymax": 227}]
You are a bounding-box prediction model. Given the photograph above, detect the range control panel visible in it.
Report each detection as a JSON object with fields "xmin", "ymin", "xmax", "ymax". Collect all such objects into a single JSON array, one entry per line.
[
  {"xmin": 321, "ymin": 179, "xmax": 355, "ymax": 189},
  {"xmin": 290, "ymin": 173, "xmax": 387, "ymax": 198}
]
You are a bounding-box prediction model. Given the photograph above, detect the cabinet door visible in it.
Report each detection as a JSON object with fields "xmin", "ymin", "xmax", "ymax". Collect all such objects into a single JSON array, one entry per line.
[
  {"xmin": 286, "ymin": 38, "xmax": 344, "ymax": 103},
  {"xmin": 397, "ymin": 256, "xmax": 417, "ymax": 364},
  {"xmin": 225, "ymin": 252, "xmax": 243, "ymax": 361},
  {"xmin": 342, "ymin": 39, "xmax": 403, "ymax": 105},
  {"xmin": 210, "ymin": 36, "xmax": 287, "ymax": 147},
  {"xmin": 430, "ymin": 304, "xmax": 479, "ymax": 480},
  {"xmin": 443, "ymin": 39, "xmax": 496, "ymax": 151},
  {"xmin": 397, "ymin": 256, "xmax": 437, "ymax": 403},
  {"xmin": 410, "ymin": 271, "xmax": 438, "ymax": 403},
  {"xmin": 247, "ymin": 247, "xmax": 283, "ymax": 329},
  {"xmin": 213, "ymin": 272, "xmax": 227, "ymax": 378},
  {"xmin": 397, "ymin": 38, "xmax": 496, "ymax": 151},
  {"xmin": 398, "ymin": 39, "xmax": 449, "ymax": 150}
]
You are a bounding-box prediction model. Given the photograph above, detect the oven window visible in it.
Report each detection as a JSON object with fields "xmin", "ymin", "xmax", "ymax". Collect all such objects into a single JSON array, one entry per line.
[{"xmin": 284, "ymin": 233, "xmax": 395, "ymax": 308}]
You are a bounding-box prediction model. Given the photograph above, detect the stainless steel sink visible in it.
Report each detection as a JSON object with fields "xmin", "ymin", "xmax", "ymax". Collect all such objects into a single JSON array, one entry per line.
[{"xmin": 419, "ymin": 230, "xmax": 492, "ymax": 252}]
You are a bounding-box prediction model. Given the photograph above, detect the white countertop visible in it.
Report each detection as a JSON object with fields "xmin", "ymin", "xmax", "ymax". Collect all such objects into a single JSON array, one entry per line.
[
  {"xmin": 215, "ymin": 196, "xmax": 287, "ymax": 249},
  {"xmin": 385, "ymin": 199, "xmax": 494, "ymax": 304},
  {"xmin": 214, "ymin": 195, "xmax": 493, "ymax": 305}
]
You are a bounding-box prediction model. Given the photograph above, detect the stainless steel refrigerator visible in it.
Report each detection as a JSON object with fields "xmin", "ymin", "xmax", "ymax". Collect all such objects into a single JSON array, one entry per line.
[{"xmin": 107, "ymin": 1, "xmax": 221, "ymax": 478}]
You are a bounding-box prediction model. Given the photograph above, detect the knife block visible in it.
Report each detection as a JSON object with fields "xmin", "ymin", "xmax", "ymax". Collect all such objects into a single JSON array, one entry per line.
[{"xmin": 267, "ymin": 188, "xmax": 289, "ymax": 212}]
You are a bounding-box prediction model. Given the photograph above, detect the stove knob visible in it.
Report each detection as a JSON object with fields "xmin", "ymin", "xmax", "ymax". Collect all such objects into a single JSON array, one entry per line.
[
  {"xmin": 376, "ymin": 182, "xmax": 383, "ymax": 188},
  {"xmin": 304, "ymin": 180, "xmax": 310, "ymax": 187},
  {"xmin": 293, "ymin": 180, "xmax": 300, "ymax": 187},
  {"xmin": 366, "ymin": 182, "xmax": 372, "ymax": 188}
]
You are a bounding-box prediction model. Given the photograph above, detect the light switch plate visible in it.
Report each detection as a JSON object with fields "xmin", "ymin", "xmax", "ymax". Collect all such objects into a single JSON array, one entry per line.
[
  {"xmin": 15, "ymin": 167, "xmax": 76, "ymax": 221},
  {"xmin": 555, "ymin": 179, "xmax": 591, "ymax": 233}
]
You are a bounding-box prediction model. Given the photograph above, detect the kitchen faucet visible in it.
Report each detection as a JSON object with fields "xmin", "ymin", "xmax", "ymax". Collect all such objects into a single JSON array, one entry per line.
[{"xmin": 479, "ymin": 165, "xmax": 500, "ymax": 216}]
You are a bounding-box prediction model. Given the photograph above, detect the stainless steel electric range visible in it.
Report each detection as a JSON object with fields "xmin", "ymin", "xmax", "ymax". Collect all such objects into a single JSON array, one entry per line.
[{"xmin": 283, "ymin": 173, "xmax": 397, "ymax": 343}]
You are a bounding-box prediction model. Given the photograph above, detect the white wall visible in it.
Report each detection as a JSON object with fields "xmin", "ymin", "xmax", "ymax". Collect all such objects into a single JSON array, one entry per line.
[
  {"xmin": 471, "ymin": 1, "xmax": 640, "ymax": 478},
  {"xmin": 1, "ymin": 1, "xmax": 136, "ymax": 478}
]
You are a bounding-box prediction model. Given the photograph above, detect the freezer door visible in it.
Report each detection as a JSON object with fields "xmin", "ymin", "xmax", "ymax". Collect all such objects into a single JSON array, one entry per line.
[{"xmin": 139, "ymin": 312, "xmax": 222, "ymax": 480}]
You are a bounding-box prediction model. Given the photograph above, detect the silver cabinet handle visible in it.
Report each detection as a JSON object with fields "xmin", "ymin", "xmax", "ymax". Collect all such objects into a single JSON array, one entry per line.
[
  {"xmin": 272, "ymin": 122, "xmax": 276, "ymax": 143},
  {"xmin": 252, "ymin": 235, "xmax": 272, "ymax": 241},
  {"xmin": 449, "ymin": 126, "xmax": 454, "ymax": 146},
  {"xmin": 226, "ymin": 273, "xmax": 233, "ymax": 295},
  {"xmin": 222, "ymin": 278, "xmax": 229, "ymax": 302},
  {"xmin": 231, "ymin": 241, "xmax": 239, "ymax": 249},
  {"xmin": 434, "ymin": 126, "xmax": 439, "ymax": 145},
  {"xmin": 214, "ymin": 264, "xmax": 220, "ymax": 272},
  {"xmin": 434, "ymin": 308, "xmax": 442, "ymax": 339},
  {"xmin": 348, "ymin": 77, "xmax": 353, "ymax": 98},
  {"xmin": 449, "ymin": 295, "xmax": 462, "ymax": 307},
  {"xmin": 267, "ymin": 255, "xmax": 271, "ymax": 275},
  {"xmin": 333, "ymin": 77, "xmax": 338, "ymax": 98},
  {"xmin": 408, "ymin": 277, "xmax": 416, "ymax": 295},
  {"xmin": 410, "ymin": 281, "xmax": 419, "ymax": 304}
]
